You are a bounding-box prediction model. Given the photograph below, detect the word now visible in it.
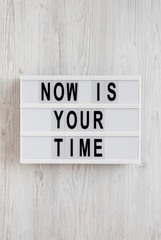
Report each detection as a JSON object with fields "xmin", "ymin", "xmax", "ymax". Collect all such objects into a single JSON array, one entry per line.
[{"xmin": 40, "ymin": 81, "xmax": 116, "ymax": 102}]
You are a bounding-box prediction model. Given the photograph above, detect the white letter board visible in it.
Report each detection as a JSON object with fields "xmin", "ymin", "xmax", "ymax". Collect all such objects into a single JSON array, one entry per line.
[{"xmin": 20, "ymin": 76, "xmax": 141, "ymax": 164}]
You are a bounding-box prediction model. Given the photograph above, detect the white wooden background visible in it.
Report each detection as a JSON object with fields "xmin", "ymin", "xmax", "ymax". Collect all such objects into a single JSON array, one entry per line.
[{"xmin": 0, "ymin": 0, "xmax": 161, "ymax": 239}]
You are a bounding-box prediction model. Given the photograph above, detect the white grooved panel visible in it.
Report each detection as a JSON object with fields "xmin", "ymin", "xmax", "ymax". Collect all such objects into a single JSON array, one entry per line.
[{"xmin": 20, "ymin": 76, "xmax": 141, "ymax": 164}]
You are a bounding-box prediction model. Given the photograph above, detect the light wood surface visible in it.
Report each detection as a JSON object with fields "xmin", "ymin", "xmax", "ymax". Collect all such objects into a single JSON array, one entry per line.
[{"xmin": 0, "ymin": 0, "xmax": 161, "ymax": 239}]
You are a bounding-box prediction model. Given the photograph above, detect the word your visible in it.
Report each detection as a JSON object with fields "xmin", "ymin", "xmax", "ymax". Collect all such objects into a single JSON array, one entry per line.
[{"xmin": 53, "ymin": 110, "xmax": 103, "ymax": 130}]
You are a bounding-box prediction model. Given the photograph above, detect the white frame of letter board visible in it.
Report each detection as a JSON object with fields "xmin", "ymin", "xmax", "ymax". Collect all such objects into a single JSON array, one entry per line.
[{"xmin": 20, "ymin": 76, "xmax": 141, "ymax": 164}]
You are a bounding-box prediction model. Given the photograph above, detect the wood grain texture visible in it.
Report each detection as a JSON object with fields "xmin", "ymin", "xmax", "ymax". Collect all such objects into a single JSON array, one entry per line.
[{"xmin": 0, "ymin": 0, "xmax": 161, "ymax": 239}]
